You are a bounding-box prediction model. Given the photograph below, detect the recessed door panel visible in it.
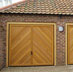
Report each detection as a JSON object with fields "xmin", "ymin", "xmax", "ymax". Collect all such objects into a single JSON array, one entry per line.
[
  {"xmin": 9, "ymin": 25, "xmax": 32, "ymax": 66},
  {"xmin": 68, "ymin": 25, "xmax": 73, "ymax": 64},
  {"xmin": 32, "ymin": 25, "xmax": 54, "ymax": 65}
]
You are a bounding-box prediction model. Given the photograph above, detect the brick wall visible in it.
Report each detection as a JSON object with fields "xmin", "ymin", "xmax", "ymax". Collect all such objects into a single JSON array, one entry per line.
[{"xmin": 0, "ymin": 13, "xmax": 73, "ymax": 69}]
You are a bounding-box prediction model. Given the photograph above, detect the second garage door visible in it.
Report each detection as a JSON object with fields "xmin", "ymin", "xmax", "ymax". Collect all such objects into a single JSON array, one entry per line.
[
  {"xmin": 67, "ymin": 25, "xmax": 73, "ymax": 64},
  {"xmin": 8, "ymin": 23, "xmax": 54, "ymax": 66}
]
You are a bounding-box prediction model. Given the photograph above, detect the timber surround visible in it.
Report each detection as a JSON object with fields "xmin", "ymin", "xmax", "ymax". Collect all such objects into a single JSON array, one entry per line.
[{"xmin": 6, "ymin": 22, "xmax": 56, "ymax": 67}]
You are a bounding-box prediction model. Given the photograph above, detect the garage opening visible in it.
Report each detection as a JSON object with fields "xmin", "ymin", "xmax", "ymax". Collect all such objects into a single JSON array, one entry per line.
[
  {"xmin": 67, "ymin": 24, "xmax": 73, "ymax": 65},
  {"xmin": 7, "ymin": 22, "xmax": 56, "ymax": 67}
]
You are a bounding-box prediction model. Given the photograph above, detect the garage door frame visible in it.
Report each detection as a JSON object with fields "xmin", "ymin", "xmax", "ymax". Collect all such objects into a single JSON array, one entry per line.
[
  {"xmin": 6, "ymin": 22, "xmax": 56, "ymax": 67},
  {"xmin": 66, "ymin": 23, "xmax": 73, "ymax": 65}
]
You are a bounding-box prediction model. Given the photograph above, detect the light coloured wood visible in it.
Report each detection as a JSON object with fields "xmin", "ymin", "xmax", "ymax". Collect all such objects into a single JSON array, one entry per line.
[
  {"xmin": 7, "ymin": 22, "xmax": 56, "ymax": 66},
  {"xmin": 33, "ymin": 25, "xmax": 54, "ymax": 65},
  {"xmin": 31, "ymin": 26, "xmax": 33, "ymax": 64},
  {"xmin": 6, "ymin": 23, "xmax": 9, "ymax": 67},
  {"xmin": 7, "ymin": 22, "xmax": 55, "ymax": 25},
  {"xmin": 67, "ymin": 25, "xmax": 73, "ymax": 64},
  {"xmin": 65, "ymin": 24, "xmax": 67, "ymax": 65},
  {"xmin": 66, "ymin": 23, "xmax": 73, "ymax": 65},
  {"xmin": 9, "ymin": 24, "xmax": 32, "ymax": 66},
  {"xmin": 54, "ymin": 25, "xmax": 56, "ymax": 66}
]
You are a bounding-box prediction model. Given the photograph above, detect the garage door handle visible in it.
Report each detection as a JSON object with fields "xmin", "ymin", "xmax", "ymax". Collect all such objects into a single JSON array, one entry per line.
[{"xmin": 31, "ymin": 51, "xmax": 33, "ymax": 55}]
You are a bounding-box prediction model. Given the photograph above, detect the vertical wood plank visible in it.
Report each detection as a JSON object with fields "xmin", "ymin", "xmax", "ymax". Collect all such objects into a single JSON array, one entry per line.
[{"xmin": 6, "ymin": 23, "xmax": 9, "ymax": 67}]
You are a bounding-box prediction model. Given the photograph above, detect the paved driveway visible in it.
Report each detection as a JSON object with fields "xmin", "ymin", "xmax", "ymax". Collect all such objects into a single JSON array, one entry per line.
[{"xmin": 0, "ymin": 65, "xmax": 73, "ymax": 72}]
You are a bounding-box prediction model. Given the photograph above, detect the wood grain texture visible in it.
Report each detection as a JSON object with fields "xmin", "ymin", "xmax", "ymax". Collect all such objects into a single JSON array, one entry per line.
[
  {"xmin": 33, "ymin": 25, "xmax": 54, "ymax": 65},
  {"xmin": 6, "ymin": 24, "xmax": 9, "ymax": 67},
  {"xmin": 9, "ymin": 24, "xmax": 54, "ymax": 66},
  {"xmin": 9, "ymin": 24, "xmax": 32, "ymax": 66},
  {"xmin": 68, "ymin": 25, "xmax": 73, "ymax": 64}
]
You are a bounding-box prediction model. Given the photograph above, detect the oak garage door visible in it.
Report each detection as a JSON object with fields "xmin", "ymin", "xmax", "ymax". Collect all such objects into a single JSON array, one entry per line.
[
  {"xmin": 67, "ymin": 25, "xmax": 73, "ymax": 64},
  {"xmin": 8, "ymin": 23, "xmax": 55, "ymax": 66}
]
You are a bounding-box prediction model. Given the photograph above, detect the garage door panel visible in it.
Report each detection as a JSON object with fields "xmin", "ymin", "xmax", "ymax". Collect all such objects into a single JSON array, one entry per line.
[
  {"xmin": 11, "ymin": 44, "xmax": 31, "ymax": 64},
  {"xmin": 9, "ymin": 24, "xmax": 54, "ymax": 66},
  {"xmin": 11, "ymin": 27, "xmax": 31, "ymax": 48},
  {"xmin": 68, "ymin": 25, "xmax": 73, "ymax": 64},
  {"xmin": 33, "ymin": 27, "xmax": 52, "ymax": 48},
  {"xmin": 13, "ymin": 50, "xmax": 31, "ymax": 65},
  {"xmin": 10, "ymin": 26, "xmax": 24, "ymax": 39},
  {"xmin": 11, "ymin": 37, "xmax": 31, "ymax": 57},
  {"xmin": 33, "ymin": 26, "xmax": 54, "ymax": 65},
  {"xmin": 9, "ymin": 25, "xmax": 32, "ymax": 66},
  {"xmin": 33, "ymin": 46, "xmax": 49, "ymax": 63}
]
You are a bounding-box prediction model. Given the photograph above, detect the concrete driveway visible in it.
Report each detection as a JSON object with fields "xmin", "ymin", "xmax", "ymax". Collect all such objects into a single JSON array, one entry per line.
[{"xmin": 0, "ymin": 65, "xmax": 73, "ymax": 72}]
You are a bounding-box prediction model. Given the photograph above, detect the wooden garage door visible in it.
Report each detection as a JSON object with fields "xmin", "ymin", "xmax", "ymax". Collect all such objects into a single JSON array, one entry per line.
[
  {"xmin": 68, "ymin": 25, "xmax": 73, "ymax": 64},
  {"xmin": 9, "ymin": 25, "xmax": 32, "ymax": 66},
  {"xmin": 9, "ymin": 24, "xmax": 54, "ymax": 66},
  {"xmin": 33, "ymin": 26, "xmax": 54, "ymax": 65}
]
